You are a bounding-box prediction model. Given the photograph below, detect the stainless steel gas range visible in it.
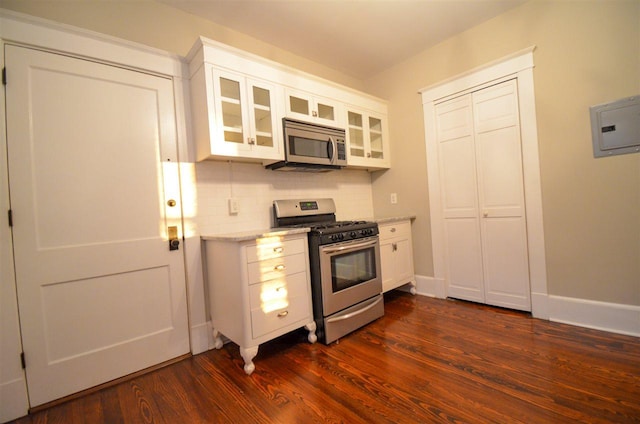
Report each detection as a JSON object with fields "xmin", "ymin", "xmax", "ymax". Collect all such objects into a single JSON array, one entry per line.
[{"xmin": 273, "ymin": 198, "xmax": 384, "ymax": 344}]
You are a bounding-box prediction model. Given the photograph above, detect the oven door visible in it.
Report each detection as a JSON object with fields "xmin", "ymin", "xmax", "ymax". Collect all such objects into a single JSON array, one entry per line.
[{"xmin": 318, "ymin": 236, "xmax": 382, "ymax": 316}]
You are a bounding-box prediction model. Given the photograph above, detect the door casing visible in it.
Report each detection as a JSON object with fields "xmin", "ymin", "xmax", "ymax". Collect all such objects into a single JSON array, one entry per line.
[{"xmin": 420, "ymin": 47, "xmax": 549, "ymax": 319}]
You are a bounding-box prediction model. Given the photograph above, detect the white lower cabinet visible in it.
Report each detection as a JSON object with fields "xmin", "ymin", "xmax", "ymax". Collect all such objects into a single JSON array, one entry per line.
[
  {"xmin": 379, "ymin": 220, "xmax": 416, "ymax": 294},
  {"xmin": 202, "ymin": 233, "xmax": 316, "ymax": 375}
]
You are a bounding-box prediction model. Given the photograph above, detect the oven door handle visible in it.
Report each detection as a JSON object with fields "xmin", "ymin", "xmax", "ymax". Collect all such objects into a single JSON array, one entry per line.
[
  {"xmin": 322, "ymin": 238, "xmax": 378, "ymax": 254},
  {"xmin": 326, "ymin": 296, "xmax": 383, "ymax": 323}
]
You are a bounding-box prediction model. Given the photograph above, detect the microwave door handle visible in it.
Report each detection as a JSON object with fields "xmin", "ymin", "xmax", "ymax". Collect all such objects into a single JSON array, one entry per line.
[{"xmin": 327, "ymin": 136, "xmax": 337, "ymax": 164}]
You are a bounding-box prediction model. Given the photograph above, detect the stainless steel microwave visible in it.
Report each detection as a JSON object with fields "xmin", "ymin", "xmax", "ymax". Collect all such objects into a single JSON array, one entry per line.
[{"xmin": 266, "ymin": 118, "xmax": 347, "ymax": 172}]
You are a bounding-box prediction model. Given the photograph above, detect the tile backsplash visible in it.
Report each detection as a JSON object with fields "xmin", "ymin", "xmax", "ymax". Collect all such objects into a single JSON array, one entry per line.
[{"xmin": 189, "ymin": 161, "xmax": 374, "ymax": 236}]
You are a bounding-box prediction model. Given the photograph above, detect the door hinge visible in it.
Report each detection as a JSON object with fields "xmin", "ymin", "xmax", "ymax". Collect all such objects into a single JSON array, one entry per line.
[
  {"xmin": 2, "ymin": 67, "xmax": 6, "ymax": 86},
  {"xmin": 20, "ymin": 352, "xmax": 26, "ymax": 369},
  {"xmin": 8, "ymin": 209, "xmax": 12, "ymax": 227}
]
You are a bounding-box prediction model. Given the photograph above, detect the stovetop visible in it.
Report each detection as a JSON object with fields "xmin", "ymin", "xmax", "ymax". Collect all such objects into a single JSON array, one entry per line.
[{"xmin": 273, "ymin": 199, "xmax": 378, "ymax": 244}]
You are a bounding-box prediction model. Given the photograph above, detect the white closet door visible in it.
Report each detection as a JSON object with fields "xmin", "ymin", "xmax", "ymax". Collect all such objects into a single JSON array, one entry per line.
[
  {"xmin": 435, "ymin": 95, "xmax": 485, "ymax": 303},
  {"xmin": 5, "ymin": 45, "xmax": 190, "ymax": 407},
  {"xmin": 435, "ymin": 79, "xmax": 531, "ymax": 311},
  {"xmin": 473, "ymin": 80, "xmax": 531, "ymax": 310}
]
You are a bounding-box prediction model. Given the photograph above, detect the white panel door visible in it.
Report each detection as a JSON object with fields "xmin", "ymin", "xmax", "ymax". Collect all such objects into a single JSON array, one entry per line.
[
  {"xmin": 473, "ymin": 80, "xmax": 531, "ymax": 310},
  {"xmin": 5, "ymin": 45, "xmax": 190, "ymax": 407},
  {"xmin": 435, "ymin": 95, "xmax": 485, "ymax": 303},
  {"xmin": 435, "ymin": 79, "xmax": 531, "ymax": 311}
]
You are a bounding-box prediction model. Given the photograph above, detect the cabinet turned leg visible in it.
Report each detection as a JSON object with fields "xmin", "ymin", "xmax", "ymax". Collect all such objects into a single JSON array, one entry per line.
[
  {"xmin": 409, "ymin": 280, "xmax": 417, "ymax": 295},
  {"xmin": 305, "ymin": 321, "xmax": 317, "ymax": 344},
  {"xmin": 239, "ymin": 346, "xmax": 259, "ymax": 375},
  {"xmin": 212, "ymin": 328, "xmax": 223, "ymax": 349}
]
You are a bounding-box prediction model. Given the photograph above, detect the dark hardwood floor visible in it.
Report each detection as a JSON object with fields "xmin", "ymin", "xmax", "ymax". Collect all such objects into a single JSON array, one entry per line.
[{"xmin": 10, "ymin": 291, "xmax": 640, "ymax": 423}]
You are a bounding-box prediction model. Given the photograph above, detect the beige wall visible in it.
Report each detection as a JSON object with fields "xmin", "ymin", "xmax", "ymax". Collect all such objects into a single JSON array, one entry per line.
[
  {"xmin": 1, "ymin": 0, "xmax": 638, "ymax": 306},
  {"xmin": 0, "ymin": 0, "xmax": 365, "ymax": 90},
  {"xmin": 366, "ymin": 0, "xmax": 640, "ymax": 306}
]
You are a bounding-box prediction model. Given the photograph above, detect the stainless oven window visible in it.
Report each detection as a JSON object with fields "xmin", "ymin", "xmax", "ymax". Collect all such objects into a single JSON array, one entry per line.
[
  {"xmin": 289, "ymin": 135, "xmax": 330, "ymax": 159},
  {"xmin": 330, "ymin": 246, "xmax": 377, "ymax": 293}
]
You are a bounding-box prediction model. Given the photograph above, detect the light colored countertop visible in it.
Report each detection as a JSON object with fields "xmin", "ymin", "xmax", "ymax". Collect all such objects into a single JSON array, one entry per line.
[
  {"xmin": 201, "ymin": 227, "xmax": 310, "ymax": 242},
  {"xmin": 372, "ymin": 215, "xmax": 416, "ymax": 224},
  {"xmin": 200, "ymin": 216, "xmax": 415, "ymax": 242}
]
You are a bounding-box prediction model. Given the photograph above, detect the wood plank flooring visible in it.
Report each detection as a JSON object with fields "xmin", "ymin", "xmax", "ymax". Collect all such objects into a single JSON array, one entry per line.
[{"xmin": 9, "ymin": 291, "xmax": 640, "ymax": 423}]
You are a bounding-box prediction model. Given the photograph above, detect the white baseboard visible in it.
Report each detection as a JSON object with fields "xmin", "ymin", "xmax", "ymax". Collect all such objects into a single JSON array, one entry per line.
[
  {"xmin": 410, "ymin": 276, "xmax": 638, "ymax": 338},
  {"xmin": 0, "ymin": 377, "xmax": 29, "ymax": 423},
  {"xmin": 190, "ymin": 321, "xmax": 212, "ymax": 355},
  {"xmin": 548, "ymin": 295, "xmax": 640, "ymax": 337},
  {"xmin": 413, "ymin": 274, "xmax": 447, "ymax": 299},
  {"xmin": 531, "ymin": 291, "xmax": 549, "ymax": 320}
]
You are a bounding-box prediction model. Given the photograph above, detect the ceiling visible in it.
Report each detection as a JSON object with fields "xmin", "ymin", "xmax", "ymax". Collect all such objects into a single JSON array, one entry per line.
[{"xmin": 159, "ymin": 0, "xmax": 526, "ymax": 80}]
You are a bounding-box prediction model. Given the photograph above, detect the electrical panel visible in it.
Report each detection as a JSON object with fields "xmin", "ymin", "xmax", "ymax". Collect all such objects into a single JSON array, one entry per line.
[{"xmin": 590, "ymin": 95, "xmax": 640, "ymax": 158}]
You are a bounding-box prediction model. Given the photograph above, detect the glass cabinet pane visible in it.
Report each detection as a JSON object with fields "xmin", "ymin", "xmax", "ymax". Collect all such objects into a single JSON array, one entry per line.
[
  {"xmin": 317, "ymin": 102, "xmax": 335, "ymax": 121},
  {"xmin": 219, "ymin": 77, "xmax": 244, "ymax": 144},
  {"xmin": 252, "ymin": 86, "xmax": 273, "ymax": 148},
  {"xmin": 289, "ymin": 96, "xmax": 309, "ymax": 115},
  {"xmin": 369, "ymin": 117, "xmax": 384, "ymax": 159},
  {"xmin": 348, "ymin": 111, "xmax": 365, "ymax": 158}
]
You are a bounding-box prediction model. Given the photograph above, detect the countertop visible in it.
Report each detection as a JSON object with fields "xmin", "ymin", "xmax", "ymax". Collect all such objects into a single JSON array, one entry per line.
[
  {"xmin": 201, "ymin": 227, "xmax": 310, "ymax": 242},
  {"xmin": 200, "ymin": 215, "xmax": 415, "ymax": 242},
  {"xmin": 372, "ymin": 215, "xmax": 416, "ymax": 224}
]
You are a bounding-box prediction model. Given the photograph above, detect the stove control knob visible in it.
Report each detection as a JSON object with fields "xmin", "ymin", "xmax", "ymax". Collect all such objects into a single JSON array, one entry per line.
[
  {"xmin": 350, "ymin": 231, "xmax": 357, "ymax": 239},
  {"xmin": 339, "ymin": 233, "xmax": 345, "ymax": 240}
]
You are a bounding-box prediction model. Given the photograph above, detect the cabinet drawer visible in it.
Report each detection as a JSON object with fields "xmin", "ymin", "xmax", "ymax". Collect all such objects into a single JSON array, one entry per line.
[
  {"xmin": 249, "ymin": 272, "xmax": 311, "ymax": 339},
  {"xmin": 247, "ymin": 252, "xmax": 307, "ymax": 285},
  {"xmin": 246, "ymin": 237, "xmax": 306, "ymax": 262},
  {"xmin": 379, "ymin": 221, "xmax": 411, "ymax": 240}
]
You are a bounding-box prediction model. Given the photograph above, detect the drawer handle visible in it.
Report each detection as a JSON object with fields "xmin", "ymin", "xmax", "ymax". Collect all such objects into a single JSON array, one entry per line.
[
  {"xmin": 277, "ymin": 310, "xmax": 289, "ymax": 318},
  {"xmin": 390, "ymin": 227, "xmax": 396, "ymax": 233},
  {"xmin": 274, "ymin": 264, "xmax": 286, "ymax": 271},
  {"xmin": 273, "ymin": 247, "xmax": 284, "ymax": 253}
]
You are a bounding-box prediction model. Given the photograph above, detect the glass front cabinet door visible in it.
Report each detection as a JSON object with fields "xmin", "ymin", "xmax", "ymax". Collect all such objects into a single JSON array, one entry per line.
[
  {"xmin": 285, "ymin": 88, "xmax": 342, "ymax": 127},
  {"xmin": 210, "ymin": 68, "xmax": 282, "ymax": 161},
  {"xmin": 346, "ymin": 108, "xmax": 390, "ymax": 169}
]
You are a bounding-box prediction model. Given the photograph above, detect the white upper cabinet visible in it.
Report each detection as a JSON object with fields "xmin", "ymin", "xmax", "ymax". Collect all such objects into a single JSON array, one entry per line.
[
  {"xmin": 187, "ymin": 37, "xmax": 390, "ymax": 168},
  {"xmin": 345, "ymin": 107, "xmax": 390, "ymax": 170},
  {"xmin": 190, "ymin": 64, "xmax": 283, "ymax": 162},
  {"xmin": 285, "ymin": 88, "xmax": 342, "ymax": 127}
]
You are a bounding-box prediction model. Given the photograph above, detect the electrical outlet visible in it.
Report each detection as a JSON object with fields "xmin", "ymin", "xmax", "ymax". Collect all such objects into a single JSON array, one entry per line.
[
  {"xmin": 228, "ymin": 198, "xmax": 239, "ymax": 215},
  {"xmin": 390, "ymin": 193, "xmax": 398, "ymax": 204}
]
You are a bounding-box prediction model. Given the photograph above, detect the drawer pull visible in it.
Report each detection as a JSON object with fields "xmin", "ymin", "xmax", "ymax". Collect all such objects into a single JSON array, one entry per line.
[
  {"xmin": 273, "ymin": 247, "xmax": 284, "ymax": 253},
  {"xmin": 390, "ymin": 227, "xmax": 396, "ymax": 233},
  {"xmin": 274, "ymin": 264, "xmax": 286, "ymax": 271},
  {"xmin": 277, "ymin": 310, "xmax": 289, "ymax": 318}
]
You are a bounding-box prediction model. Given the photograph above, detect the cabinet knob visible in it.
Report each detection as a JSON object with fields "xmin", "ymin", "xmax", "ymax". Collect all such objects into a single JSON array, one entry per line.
[
  {"xmin": 277, "ymin": 310, "xmax": 289, "ymax": 318},
  {"xmin": 248, "ymin": 137, "xmax": 256, "ymax": 145},
  {"xmin": 367, "ymin": 152, "xmax": 371, "ymax": 158},
  {"xmin": 390, "ymin": 227, "xmax": 396, "ymax": 233},
  {"xmin": 273, "ymin": 247, "xmax": 284, "ymax": 254},
  {"xmin": 312, "ymin": 110, "xmax": 318, "ymax": 117},
  {"xmin": 274, "ymin": 264, "xmax": 286, "ymax": 271},
  {"xmin": 483, "ymin": 211, "xmax": 489, "ymax": 218}
]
